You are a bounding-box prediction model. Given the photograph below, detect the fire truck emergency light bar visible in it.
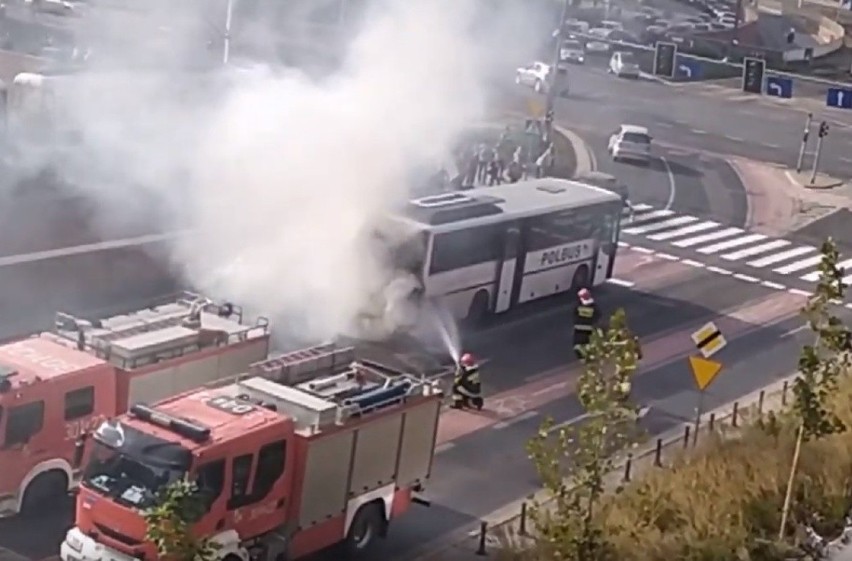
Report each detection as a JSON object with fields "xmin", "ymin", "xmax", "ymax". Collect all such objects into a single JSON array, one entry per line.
[{"xmin": 129, "ymin": 403, "xmax": 211, "ymax": 443}]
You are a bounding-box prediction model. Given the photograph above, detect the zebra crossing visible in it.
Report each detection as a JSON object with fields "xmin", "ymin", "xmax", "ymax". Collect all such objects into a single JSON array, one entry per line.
[{"xmin": 621, "ymin": 203, "xmax": 851, "ymax": 289}]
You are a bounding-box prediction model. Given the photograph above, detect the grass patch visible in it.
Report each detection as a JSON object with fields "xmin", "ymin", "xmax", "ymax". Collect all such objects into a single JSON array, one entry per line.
[{"xmin": 508, "ymin": 376, "xmax": 852, "ymax": 560}]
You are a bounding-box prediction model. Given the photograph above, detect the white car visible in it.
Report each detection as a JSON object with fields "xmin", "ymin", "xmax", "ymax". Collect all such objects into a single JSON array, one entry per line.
[
  {"xmin": 608, "ymin": 51, "xmax": 640, "ymax": 78},
  {"xmin": 600, "ymin": 19, "xmax": 624, "ymax": 31},
  {"xmin": 515, "ymin": 61, "xmax": 551, "ymax": 93},
  {"xmin": 585, "ymin": 28, "xmax": 614, "ymax": 53},
  {"xmin": 608, "ymin": 125, "xmax": 652, "ymax": 163}
]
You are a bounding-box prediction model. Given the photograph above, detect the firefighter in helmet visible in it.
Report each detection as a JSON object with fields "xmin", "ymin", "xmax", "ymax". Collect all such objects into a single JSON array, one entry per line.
[
  {"xmin": 451, "ymin": 352, "xmax": 484, "ymax": 410},
  {"xmin": 573, "ymin": 288, "xmax": 600, "ymax": 359}
]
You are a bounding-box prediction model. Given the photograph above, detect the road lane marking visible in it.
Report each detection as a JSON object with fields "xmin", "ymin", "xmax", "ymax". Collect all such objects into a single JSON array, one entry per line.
[
  {"xmin": 631, "ymin": 246, "xmax": 654, "ymax": 254},
  {"xmin": 682, "ymin": 259, "xmax": 705, "ymax": 268},
  {"xmin": 706, "ymin": 266, "xmax": 732, "ymax": 275},
  {"xmin": 656, "ymin": 252, "xmax": 679, "ymax": 261},
  {"xmin": 733, "ymin": 273, "xmax": 760, "ymax": 283},
  {"xmin": 781, "ymin": 324, "xmax": 809, "ymax": 338},
  {"xmin": 673, "ymin": 227, "xmax": 745, "ymax": 248},
  {"xmin": 761, "ymin": 281, "xmax": 787, "ymax": 290},
  {"xmin": 788, "ymin": 288, "xmax": 812, "ymax": 297},
  {"xmin": 690, "ymin": 129, "xmax": 707, "ymax": 134},
  {"xmin": 493, "ymin": 410, "xmax": 539, "ymax": 430},
  {"xmin": 607, "ymin": 277, "xmax": 635, "ymax": 287},
  {"xmin": 724, "ymin": 135, "xmax": 744, "ymax": 142},
  {"xmin": 661, "ymin": 156, "xmax": 677, "ymax": 211},
  {"xmin": 435, "ymin": 442, "xmax": 456, "ymax": 454}
]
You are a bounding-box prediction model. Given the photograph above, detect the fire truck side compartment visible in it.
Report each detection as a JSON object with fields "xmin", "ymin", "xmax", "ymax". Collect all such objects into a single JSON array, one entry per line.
[
  {"xmin": 395, "ymin": 399, "xmax": 441, "ymax": 486},
  {"xmin": 127, "ymin": 338, "xmax": 269, "ymax": 406},
  {"xmin": 298, "ymin": 429, "xmax": 355, "ymax": 527}
]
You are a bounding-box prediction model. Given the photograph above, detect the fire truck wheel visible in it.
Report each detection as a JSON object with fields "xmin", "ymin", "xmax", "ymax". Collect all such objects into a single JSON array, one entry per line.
[
  {"xmin": 21, "ymin": 470, "xmax": 68, "ymax": 516},
  {"xmin": 343, "ymin": 503, "xmax": 385, "ymax": 556}
]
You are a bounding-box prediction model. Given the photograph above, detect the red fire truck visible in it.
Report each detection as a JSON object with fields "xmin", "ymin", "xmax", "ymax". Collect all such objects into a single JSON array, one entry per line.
[
  {"xmin": 60, "ymin": 347, "xmax": 442, "ymax": 561},
  {"xmin": 0, "ymin": 292, "xmax": 270, "ymax": 517}
]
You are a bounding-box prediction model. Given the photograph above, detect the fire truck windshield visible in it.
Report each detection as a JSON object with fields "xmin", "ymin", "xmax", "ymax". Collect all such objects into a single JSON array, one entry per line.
[{"xmin": 82, "ymin": 422, "xmax": 192, "ymax": 508}]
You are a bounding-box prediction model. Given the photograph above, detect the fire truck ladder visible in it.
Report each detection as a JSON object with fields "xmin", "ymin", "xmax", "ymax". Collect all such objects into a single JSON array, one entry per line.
[{"xmin": 250, "ymin": 343, "xmax": 356, "ymax": 386}]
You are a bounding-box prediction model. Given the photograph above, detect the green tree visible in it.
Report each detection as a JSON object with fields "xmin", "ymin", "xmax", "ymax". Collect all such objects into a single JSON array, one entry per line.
[
  {"xmin": 144, "ymin": 477, "xmax": 219, "ymax": 561},
  {"xmin": 526, "ymin": 308, "xmax": 642, "ymax": 561},
  {"xmin": 779, "ymin": 238, "xmax": 850, "ymax": 539}
]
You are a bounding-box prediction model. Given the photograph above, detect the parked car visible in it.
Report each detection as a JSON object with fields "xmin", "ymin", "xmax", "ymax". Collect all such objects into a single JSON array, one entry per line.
[
  {"xmin": 600, "ymin": 19, "xmax": 625, "ymax": 31},
  {"xmin": 559, "ymin": 38, "xmax": 586, "ymax": 65},
  {"xmin": 585, "ymin": 28, "xmax": 614, "ymax": 53},
  {"xmin": 608, "ymin": 51, "xmax": 641, "ymax": 78},
  {"xmin": 608, "ymin": 124, "xmax": 652, "ymax": 163}
]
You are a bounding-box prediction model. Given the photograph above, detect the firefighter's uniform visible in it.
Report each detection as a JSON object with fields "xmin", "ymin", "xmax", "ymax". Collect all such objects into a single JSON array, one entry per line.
[
  {"xmin": 452, "ymin": 360, "xmax": 483, "ymax": 409},
  {"xmin": 573, "ymin": 297, "xmax": 599, "ymax": 357}
]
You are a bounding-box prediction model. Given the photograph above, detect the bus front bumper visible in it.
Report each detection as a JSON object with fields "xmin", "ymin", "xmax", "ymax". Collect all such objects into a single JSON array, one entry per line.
[{"xmin": 61, "ymin": 527, "xmax": 140, "ymax": 561}]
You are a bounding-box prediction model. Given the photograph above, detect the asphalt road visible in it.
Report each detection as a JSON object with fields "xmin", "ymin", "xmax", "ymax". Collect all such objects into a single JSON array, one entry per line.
[
  {"xmin": 0, "ymin": 240, "xmax": 818, "ymax": 561},
  {"xmin": 510, "ymin": 62, "xmax": 852, "ymax": 177}
]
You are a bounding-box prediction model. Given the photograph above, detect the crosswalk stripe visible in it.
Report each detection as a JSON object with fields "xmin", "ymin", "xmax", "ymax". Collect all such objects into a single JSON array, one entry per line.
[
  {"xmin": 628, "ymin": 209, "xmax": 675, "ymax": 225},
  {"xmin": 631, "ymin": 203, "xmax": 654, "ymax": 212},
  {"xmin": 647, "ymin": 221, "xmax": 719, "ymax": 241},
  {"xmin": 622, "ymin": 215, "xmax": 698, "ymax": 235},
  {"xmin": 671, "ymin": 227, "xmax": 744, "ymax": 248},
  {"xmin": 801, "ymin": 258, "xmax": 852, "ymax": 282},
  {"xmin": 697, "ymin": 233, "xmax": 767, "ymax": 254},
  {"xmin": 747, "ymin": 246, "xmax": 816, "ymax": 268},
  {"xmin": 721, "ymin": 239, "xmax": 790, "ymax": 261},
  {"xmin": 774, "ymin": 255, "xmax": 824, "ymax": 275}
]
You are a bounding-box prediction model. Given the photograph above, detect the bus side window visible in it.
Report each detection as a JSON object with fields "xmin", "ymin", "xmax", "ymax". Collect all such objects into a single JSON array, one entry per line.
[
  {"xmin": 64, "ymin": 386, "xmax": 94, "ymax": 420},
  {"xmin": 228, "ymin": 454, "xmax": 254, "ymax": 510},
  {"xmin": 504, "ymin": 227, "xmax": 520, "ymax": 259},
  {"xmin": 4, "ymin": 401, "xmax": 44, "ymax": 448},
  {"xmin": 196, "ymin": 459, "xmax": 226, "ymax": 512}
]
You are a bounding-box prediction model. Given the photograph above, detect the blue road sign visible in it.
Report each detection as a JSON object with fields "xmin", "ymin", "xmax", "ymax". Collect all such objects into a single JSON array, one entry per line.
[
  {"xmin": 674, "ymin": 56, "xmax": 701, "ymax": 80},
  {"xmin": 765, "ymin": 76, "xmax": 793, "ymax": 98},
  {"xmin": 827, "ymin": 87, "xmax": 852, "ymax": 109}
]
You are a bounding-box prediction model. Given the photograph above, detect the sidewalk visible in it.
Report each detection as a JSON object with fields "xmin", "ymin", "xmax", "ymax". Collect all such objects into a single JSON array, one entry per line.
[{"xmin": 413, "ymin": 375, "xmax": 797, "ymax": 561}]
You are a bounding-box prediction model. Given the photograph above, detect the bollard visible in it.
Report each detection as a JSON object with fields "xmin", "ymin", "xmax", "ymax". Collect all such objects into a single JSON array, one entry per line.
[
  {"xmin": 623, "ymin": 453, "xmax": 633, "ymax": 482},
  {"xmin": 683, "ymin": 425, "xmax": 691, "ymax": 448},
  {"xmin": 732, "ymin": 401, "xmax": 739, "ymax": 427},
  {"xmin": 709, "ymin": 413, "xmax": 716, "ymax": 432},
  {"xmin": 519, "ymin": 502, "xmax": 528, "ymax": 536},
  {"xmin": 653, "ymin": 438, "xmax": 663, "ymax": 467},
  {"xmin": 782, "ymin": 380, "xmax": 788, "ymax": 405},
  {"xmin": 477, "ymin": 521, "xmax": 488, "ymax": 555}
]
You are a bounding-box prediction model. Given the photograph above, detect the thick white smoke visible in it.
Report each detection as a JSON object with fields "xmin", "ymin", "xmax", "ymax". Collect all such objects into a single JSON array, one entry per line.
[{"xmin": 6, "ymin": 0, "xmax": 549, "ymax": 343}]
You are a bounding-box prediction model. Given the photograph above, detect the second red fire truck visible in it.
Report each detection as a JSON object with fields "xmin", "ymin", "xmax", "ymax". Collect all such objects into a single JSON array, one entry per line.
[
  {"xmin": 0, "ymin": 292, "xmax": 270, "ymax": 517},
  {"xmin": 61, "ymin": 346, "xmax": 442, "ymax": 561}
]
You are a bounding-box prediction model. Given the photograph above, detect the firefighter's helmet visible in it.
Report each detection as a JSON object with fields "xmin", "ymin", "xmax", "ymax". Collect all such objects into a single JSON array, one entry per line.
[
  {"xmin": 459, "ymin": 353, "xmax": 477, "ymax": 368},
  {"xmin": 578, "ymin": 288, "xmax": 594, "ymax": 305}
]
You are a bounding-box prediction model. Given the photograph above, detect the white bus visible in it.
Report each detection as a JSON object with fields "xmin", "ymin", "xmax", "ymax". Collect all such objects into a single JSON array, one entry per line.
[{"xmin": 378, "ymin": 177, "xmax": 623, "ymax": 323}]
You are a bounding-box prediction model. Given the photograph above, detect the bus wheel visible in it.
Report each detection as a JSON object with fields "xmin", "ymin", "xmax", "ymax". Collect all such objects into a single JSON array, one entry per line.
[
  {"xmin": 343, "ymin": 503, "xmax": 386, "ymax": 556},
  {"xmin": 466, "ymin": 291, "xmax": 490, "ymax": 326},
  {"xmin": 21, "ymin": 470, "xmax": 68, "ymax": 516},
  {"xmin": 570, "ymin": 265, "xmax": 590, "ymax": 292}
]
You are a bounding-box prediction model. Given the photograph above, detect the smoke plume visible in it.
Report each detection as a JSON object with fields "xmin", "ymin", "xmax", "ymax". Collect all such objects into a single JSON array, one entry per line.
[{"xmin": 6, "ymin": 0, "xmax": 548, "ymax": 343}]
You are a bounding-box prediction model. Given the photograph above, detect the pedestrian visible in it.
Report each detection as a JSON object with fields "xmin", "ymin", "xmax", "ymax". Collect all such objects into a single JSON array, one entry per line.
[
  {"xmin": 463, "ymin": 154, "xmax": 478, "ymax": 189},
  {"xmin": 535, "ymin": 143, "xmax": 554, "ymax": 178},
  {"xmin": 506, "ymin": 157, "xmax": 522, "ymax": 183},
  {"xmin": 487, "ymin": 155, "xmax": 503, "ymax": 186}
]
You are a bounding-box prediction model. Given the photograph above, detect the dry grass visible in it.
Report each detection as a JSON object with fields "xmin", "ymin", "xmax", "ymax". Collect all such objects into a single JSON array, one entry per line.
[{"xmin": 513, "ymin": 376, "xmax": 852, "ymax": 560}]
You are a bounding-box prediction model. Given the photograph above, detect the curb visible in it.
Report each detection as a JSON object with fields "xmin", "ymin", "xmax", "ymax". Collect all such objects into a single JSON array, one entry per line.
[
  {"xmin": 410, "ymin": 373, "xmax": 797, "ymax": 561},
  {"xmin": 552, "ymin": 124, "xmax": 596, "ymax": 177},
  {"xmin": 784, "ymin": 170, "xmax": 847, "ymax": 190}
]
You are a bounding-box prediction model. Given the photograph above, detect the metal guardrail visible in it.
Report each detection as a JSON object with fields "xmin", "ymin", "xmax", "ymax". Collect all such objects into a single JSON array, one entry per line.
[{"xmin": 456, "ymin": 378, "xmax": 795, "ymax": 556}]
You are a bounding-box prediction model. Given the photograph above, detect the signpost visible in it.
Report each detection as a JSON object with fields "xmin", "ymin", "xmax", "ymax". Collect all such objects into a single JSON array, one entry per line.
[
  {"xmin": 826, "ymin": 87, "xmax": 852, "ymax": 110},
  {"xmin": 765, "ymin": 76, "xmax": 793, "ymax": 99},
  {"xmin": 653, "ymin": 42, "xmax": 677, "ymax": 79},
  {"xmin": 689, "ymin": 322, "xmax": 726, "ymax": 445},
  {"xmin": 742, "ymin": 57, "xmax": 765, "ymax": 95}
]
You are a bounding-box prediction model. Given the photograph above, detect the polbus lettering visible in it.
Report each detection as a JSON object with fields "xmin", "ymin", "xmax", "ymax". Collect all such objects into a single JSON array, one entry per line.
[{"xmin": 540, "ymin": 244, "xmax": 585, "ymax": 267}]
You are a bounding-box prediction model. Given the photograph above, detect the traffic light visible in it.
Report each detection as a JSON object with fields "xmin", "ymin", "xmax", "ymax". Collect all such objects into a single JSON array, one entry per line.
[
  {"xmin": 742, "ymin": 57, "xmax": 765, "ymax": 94},
  {"xmin": 653, "ymin": 42, "xmax": 676, "ymax": 78},
  {"xmin": 819, "ymin": 121, "xmax": 829, "ymax": 138}
]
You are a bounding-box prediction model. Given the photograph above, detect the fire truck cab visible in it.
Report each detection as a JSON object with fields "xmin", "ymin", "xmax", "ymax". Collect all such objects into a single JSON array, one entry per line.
[
  {"xmin": 0, "ymin": 292, "xmax": 270, "ymax": 518},
  {"xmin": 62, "ymin": 351, "xmax": 442, "ymax": 561}
]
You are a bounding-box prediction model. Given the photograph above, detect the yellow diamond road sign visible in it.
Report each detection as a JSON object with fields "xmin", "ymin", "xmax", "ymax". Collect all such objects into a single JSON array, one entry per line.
[{"xmin": 691, "ymin": 321, "xmax": 726, "ymax": 358}]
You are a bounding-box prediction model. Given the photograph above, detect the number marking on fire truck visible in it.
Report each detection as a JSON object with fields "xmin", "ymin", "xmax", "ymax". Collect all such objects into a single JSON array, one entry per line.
[
  {"xmin": 65, "ymin": 415, "xmax": 107, "ymax": 441},
  {"xmin": 207, "ymin": 396, "xmax": 256, "ymax": 415}
]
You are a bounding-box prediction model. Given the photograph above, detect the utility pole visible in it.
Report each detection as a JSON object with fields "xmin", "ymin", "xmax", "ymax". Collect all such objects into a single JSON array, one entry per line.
[
  {"xmin": 222, "ymin": 0, "xmax": 235, "ymax": 65},
  {"xmin": 545, "ymin": 0, "xmax": 571, "ymax": 138},
  {"xmin": 810, "ymin": 120, "xmax": 829, "ymax": 184},
  {"xmin": 795, "ymin": 112, "xmax": 812, "ymax": 173}
]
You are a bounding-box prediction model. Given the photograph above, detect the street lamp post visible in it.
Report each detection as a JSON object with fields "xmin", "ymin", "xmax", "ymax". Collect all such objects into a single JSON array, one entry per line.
[
  {"xmin": 545, "ymin": 0, "xmax": 571, "ymax": 135},
  {"xmin": 222, "ymin": 0, "xmax": 235, "ymax": 65}
]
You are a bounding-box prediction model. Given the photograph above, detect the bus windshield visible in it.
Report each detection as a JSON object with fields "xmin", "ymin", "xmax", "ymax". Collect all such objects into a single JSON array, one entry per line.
[{"xmin": 82, "ymin": 421, "xmax": 191, "ymax": 508}]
